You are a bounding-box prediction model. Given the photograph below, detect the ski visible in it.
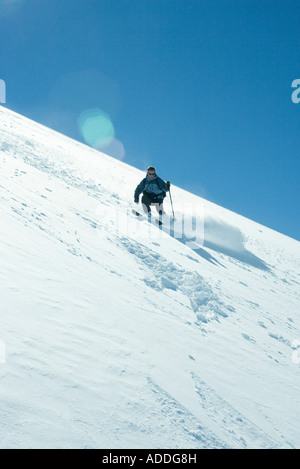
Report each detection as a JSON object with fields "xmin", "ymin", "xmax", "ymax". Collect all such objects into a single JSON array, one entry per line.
[
  {"xmin": 132, "ymin": 209, "xmax": 163, "ymax": 226},
  {"xmin": 132, "ymin": 209, "xmax": 144, "ymax": 217}
]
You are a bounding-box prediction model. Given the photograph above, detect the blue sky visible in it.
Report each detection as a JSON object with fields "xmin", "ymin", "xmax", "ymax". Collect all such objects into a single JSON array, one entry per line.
[{"xmin": 1, "ymin": 0, "xmax": 300, "ymax": 240}]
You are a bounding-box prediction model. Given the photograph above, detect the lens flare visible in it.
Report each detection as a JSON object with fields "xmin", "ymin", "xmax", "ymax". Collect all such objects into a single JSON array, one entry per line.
[
  {"xmin": 50, "ymin": 70, "xmax": 121, "ymax": 118},
  {"xmin": 77, "ymin": 108, "xmax": 115, "ymax": 149},
  {"xmin": 0, "ymin": 0, "xmax": 25, "ymax": 18},
  {"xmin": 100, "ymin": 138, "xmax": 125, "ymax": 160}
]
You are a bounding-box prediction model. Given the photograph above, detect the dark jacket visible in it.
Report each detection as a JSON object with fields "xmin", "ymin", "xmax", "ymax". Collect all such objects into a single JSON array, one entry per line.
[{"xmin": 134, "ymin": 175, "xmax": 169, "ymax": 200}]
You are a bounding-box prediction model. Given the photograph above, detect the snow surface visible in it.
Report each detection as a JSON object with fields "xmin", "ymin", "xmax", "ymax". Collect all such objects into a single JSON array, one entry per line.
[{"xmin": 0, "ymin": 106, "xmax": 299, "ymax": 449}]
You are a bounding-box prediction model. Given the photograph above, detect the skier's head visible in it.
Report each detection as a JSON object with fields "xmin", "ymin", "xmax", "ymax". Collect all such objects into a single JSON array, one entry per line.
[{"xmin": 147, "ymin": 166, "xmax": 156, "ymax": 179}]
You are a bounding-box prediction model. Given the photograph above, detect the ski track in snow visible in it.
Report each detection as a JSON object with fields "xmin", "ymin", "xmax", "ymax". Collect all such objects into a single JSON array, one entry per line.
[
  {"xmin": 147, "ymin": 377, "xmax": 228, "ymax": 449},
  {"xmin": 117, "ymin": 236, "xmax": 233, "ymax": 324},
  {"xmin": 190, "ymin": 373, "xmax": 279, "ymax": 449}
]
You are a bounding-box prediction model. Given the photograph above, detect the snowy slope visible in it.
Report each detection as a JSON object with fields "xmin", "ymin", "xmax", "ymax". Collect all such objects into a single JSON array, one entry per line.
[{"xmin": 0, "ymin": 106, "xmax": 299, "ymax": 449}]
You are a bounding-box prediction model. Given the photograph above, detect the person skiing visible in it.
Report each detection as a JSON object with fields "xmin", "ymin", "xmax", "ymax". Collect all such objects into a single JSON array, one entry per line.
[{"xmin": 134, "ymin": 166, "xmax": 170, "ymax": 217}]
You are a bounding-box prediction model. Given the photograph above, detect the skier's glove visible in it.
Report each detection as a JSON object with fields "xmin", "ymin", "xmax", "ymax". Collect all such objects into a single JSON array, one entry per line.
[
  {"xmin": 166, "ymin": 181, "xmax": 171, "ymax": 190},
  {"xmin": 134, "ymin": 196, "xmax": 139, "ymax": 204}
]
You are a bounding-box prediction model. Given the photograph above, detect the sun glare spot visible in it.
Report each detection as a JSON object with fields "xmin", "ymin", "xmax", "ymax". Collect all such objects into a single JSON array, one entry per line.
[{"xmin": 77, "ymin": 108, "xmax": 115, "ymax": 149}]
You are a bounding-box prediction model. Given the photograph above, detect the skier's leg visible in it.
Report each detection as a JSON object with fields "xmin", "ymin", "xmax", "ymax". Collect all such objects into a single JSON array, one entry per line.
[
  {"xmin": 154, "ymin": 200, "xmax": 165, "ymax": 224},
  {"xmin": 141, "ymin": 193, "xmax": 151, "ymax": 216}
]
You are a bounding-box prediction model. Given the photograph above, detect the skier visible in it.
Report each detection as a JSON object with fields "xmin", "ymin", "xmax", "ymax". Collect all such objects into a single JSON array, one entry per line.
[{"xmin": 134, "ymin": 166, "xmax": 170, "ymax": 218}]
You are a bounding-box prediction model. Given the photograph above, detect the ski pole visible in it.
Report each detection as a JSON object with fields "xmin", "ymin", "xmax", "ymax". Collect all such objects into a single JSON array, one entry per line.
[{"xmin": 169, "ymin": 186, "xmax": 175, "ymax": 220}]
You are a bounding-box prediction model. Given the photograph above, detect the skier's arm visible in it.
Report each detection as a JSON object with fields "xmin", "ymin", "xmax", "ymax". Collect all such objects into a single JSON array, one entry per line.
[
  {"xmin": 157, "ymin": 177, "xmax": 170, "ymax": 192},
  {"xmin": 134, "ymin": 179, "xmax": 146, "ymax": 202}
]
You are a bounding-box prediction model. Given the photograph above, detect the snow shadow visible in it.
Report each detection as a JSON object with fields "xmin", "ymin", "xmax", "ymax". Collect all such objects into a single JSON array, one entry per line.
[{"xmin": 183, "ymin": 241, "xmax": 225, "ymax": 267}]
